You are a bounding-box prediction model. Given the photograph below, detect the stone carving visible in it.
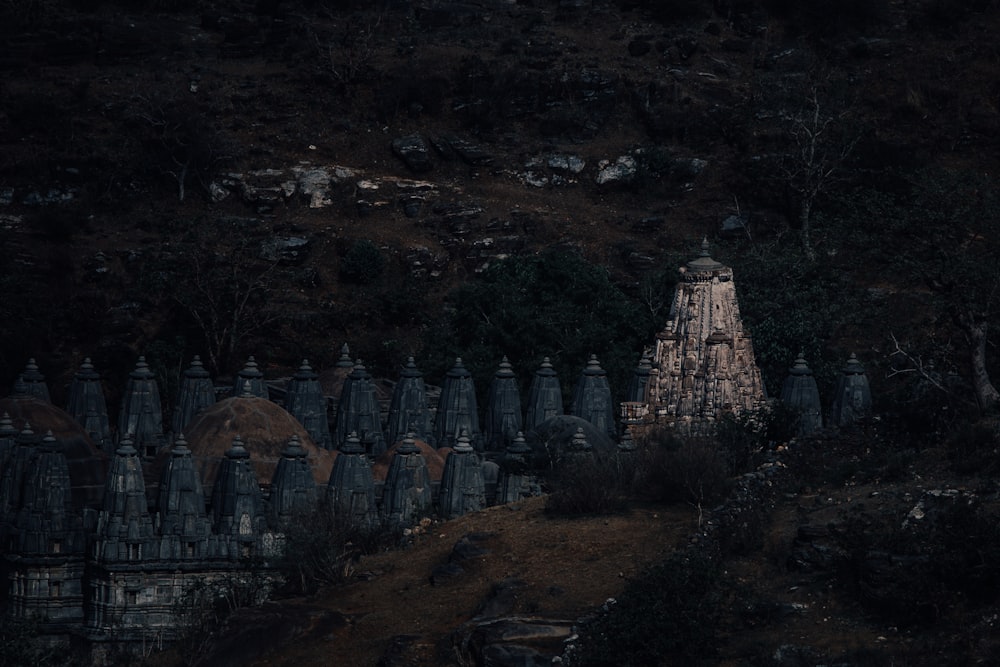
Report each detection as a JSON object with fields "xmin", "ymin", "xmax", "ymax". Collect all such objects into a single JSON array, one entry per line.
[
  {"xmin": 524, "ymin": 357, "xmax": 563, "ymax": 432},
  {"xmin": 66, "ymin": 357, "xmax": 112, "ymax": 453},
  {"xmin": 780, "ymin": 353, "xmax": 823, "ymax": 435},
  {"xmin": 645, "ymin": 240, "xmax": 765, "ymax": 433},
  {"xmin": 830, "ymin": 353, "xmax": 872, "ymax": 428},
  {"xmin": 571, "ymin": 354, "xmax": 616, "ymax": 439},
  {"xmin": 172, "ymin": 356, "xmax": 217, "ymax": 438},
  {"xmin": 485, "ymin": 356, "xmax": 522, "ymax": 452}
]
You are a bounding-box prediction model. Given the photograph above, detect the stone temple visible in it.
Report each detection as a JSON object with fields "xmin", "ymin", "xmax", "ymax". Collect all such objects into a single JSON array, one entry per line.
[
  {"xmin": 1, "ymin": 242, "xmax": 865, "ymax": 659},
  {"xmin": 0, "ymin": 351, "xmax": 642, "ymax": 656},
  {"xmin": 635, "ymin": 240, "xmax": 766, "ymax": 433}
]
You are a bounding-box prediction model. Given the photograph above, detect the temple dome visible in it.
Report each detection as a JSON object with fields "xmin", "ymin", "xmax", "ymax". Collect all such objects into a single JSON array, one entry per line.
[
  {"xmin": 684, "ymin": 238, "xmax": 726, "ymax": 275},
  {"xmin": 179, "ymin": 395, "xmax": 335, "ymax": 490},
  {"xmin": 0, "ymin": 393, "xmax": 108, "ymax": 509},
  {"xmin": 523, "ymin": 414, "xmax": 615, "ymax": 469},
  {"xmin": 372, "ymin": 436, "xmax": 447, "ymax": 483}
]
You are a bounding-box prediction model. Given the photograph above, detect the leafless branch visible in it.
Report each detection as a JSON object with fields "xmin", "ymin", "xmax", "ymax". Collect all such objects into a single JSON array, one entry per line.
[{"xmin": 887, "ymin": 332, "xmax": 950, "ymax": 395}]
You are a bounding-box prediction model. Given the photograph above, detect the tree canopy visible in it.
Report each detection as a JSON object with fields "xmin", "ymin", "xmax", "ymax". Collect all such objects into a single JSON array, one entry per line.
[{"xmin": 423, "ymin": 250, "xmax": 660, "ymax": 406}]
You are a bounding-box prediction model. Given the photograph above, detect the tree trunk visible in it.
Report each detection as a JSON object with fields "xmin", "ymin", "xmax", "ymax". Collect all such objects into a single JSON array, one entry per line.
[
  {"xmin": 957, "ymin": 311, "xmax": 1000, "ymax": 414},
  {"xmin": 800, "ymin": 197, "xmax": 815, "ymax": 260}
]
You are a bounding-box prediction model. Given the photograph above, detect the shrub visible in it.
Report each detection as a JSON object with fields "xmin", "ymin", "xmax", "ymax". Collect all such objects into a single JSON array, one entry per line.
[
  {"xmin": 423, "ymin": 249, "xmax": 656, "ymax": 407},
  {"xmin": 635, "ymin": 430, "xmax": 732, "ymax": 510},
  {"xmin": 946, "ymin": 418, "xmax": 1000, "ymax": 476},
  {"xmin": 545, "ymin": 454, "xmax": 633, "ymax": 516},
  {"xmin": 575, "ymin": 552, "xmax": 721, "ymax": 666},
  {"xmin": 275, "ymin": 505, "xmax": 399, "ymax": 595},
  {"xmin": 832, "ymin": 499, "xmax": 1000, "ymax": 627},
  {"xmin": 339, "ymin": 239, "xmax": 385, "ymax": 284}
]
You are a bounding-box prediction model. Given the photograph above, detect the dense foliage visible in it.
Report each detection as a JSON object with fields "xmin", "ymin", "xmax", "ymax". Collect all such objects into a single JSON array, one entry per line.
[{"xmin": 423, "ymin": 250, "xmax": 660, "ymax": 406}]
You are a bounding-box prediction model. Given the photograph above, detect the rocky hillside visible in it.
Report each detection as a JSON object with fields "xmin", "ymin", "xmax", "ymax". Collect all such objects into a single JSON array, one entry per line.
[
  {"xmin": 3, "ymin": 0, "xmax": 998, "ymax": 394},
  {"xmin": 3, "ymin": 2, "xmax": 1000, "ymax": 663}
]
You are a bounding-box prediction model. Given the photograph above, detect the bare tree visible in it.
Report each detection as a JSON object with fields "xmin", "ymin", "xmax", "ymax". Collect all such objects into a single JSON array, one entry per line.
[
  {"xmin": 875, "ymin": 169, "xmax": 1000, "ymax": 416},
  {"xmin": 129, "ymin": 95, "xmax": 233, "ymax": 201},
  {"xmin": 780, "ymin": 85, "xmax": 860, "ymax": 260},
  {"xmin": 174, "ymin": 234, "xmax": 281, "ymax": 374},
  {"xmin": 746, "ymin": 70, "xmax": 861, "ymax": 259}
]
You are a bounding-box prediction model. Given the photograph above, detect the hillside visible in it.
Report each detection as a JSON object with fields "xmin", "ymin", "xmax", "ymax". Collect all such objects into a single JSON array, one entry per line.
[
  {"xmin": 3, "ymin": 0, "xmax": 1000, "ymax": 665},
  {"xmin": 3, "ymin": 0, "xmax": 998, "ymax": 392}
]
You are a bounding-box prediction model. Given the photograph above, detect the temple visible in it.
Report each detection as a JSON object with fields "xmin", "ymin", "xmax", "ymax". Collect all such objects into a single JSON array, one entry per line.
[
  {"xmin": 0, "ymin": 241, "xmax": 867, "ymax": 659},
  {"xmin": 639, "ymin": 240, "xmax": 766, "ymax": 433}
]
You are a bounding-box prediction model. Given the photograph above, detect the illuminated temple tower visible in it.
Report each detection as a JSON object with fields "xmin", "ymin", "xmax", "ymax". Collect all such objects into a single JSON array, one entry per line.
[{"xmin": 642, "ymin": 240, "xmax": 765, "ymax": 433}]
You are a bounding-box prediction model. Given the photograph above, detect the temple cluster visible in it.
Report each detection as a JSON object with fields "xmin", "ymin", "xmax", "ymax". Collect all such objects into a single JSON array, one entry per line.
[
  {"xmin": 0, "ymin": 244, "xmax": 870, "ymax": 655},
  {"xmin": 0, "ymin": 348, "xmax": 640, "ymax": 650}
]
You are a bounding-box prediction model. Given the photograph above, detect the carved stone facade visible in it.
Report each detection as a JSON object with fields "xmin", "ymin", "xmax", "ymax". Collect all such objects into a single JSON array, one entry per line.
[
  {"xmin": 645, "ymin": 241, "xmax": 766, "ymax": 433},
  {"xmin": 1, "ymin": 267, "xmax": 777, "ymax": 656}
]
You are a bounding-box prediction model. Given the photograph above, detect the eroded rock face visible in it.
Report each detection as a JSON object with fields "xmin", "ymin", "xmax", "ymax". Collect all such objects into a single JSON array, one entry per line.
[{"xmin": 212, "ymin": 165, "xmax": 359, "ymax": 208}]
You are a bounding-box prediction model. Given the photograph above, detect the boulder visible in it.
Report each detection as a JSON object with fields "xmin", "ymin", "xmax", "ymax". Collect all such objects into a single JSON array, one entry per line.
[
  {"xmin": 595, "ymin": 155, "xmax": 636, "ymax": 185},
  {"xmin": 431, "ymin": 134, "xmax": 494, "ymax": 166},
  {"xmin": 392, "ymin": 134, "xmax": 434, "ymax": 173},
  {"xmin": 260, "ymin": 236, "xmax": 310, "ymax": 263}
]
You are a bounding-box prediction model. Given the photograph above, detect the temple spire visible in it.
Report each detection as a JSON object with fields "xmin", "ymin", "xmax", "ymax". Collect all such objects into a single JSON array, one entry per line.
[
  {"xmin": 95, "ymin": 439, "xmax": 156, "ymax": 563},
  {"xmin": 66, "ymin": 357, "xmax": 112, "ymax": 453},
  {"xmin": 382, "ymin": 432, "xmax": 432, "ymax": 526},
  {"xmin": 334, "ymin": 360, "xmax": 386, "ymax": 458},
  {"xmin": 117, "ymin": 356, "xmax": 165, "ymax": 458},
  {"xmin": 438, "ymin": 431, "xmax": 485, "ymax": 519},
  {"xmin": 269, "ymin": 435, "xmax": 318, "ymax": 528},
  {"xmin": 525, "ymin": 357, "xmax": 563, "ymax": 430},
  {"xmin": 386, "ymin": 357, "xmax": 433, "ymax": 447},
  {"xmin": 485, "ymin": 356, "xmax": 522, "ymax": 452},
  {"xmin": 327, "ymin": 431, "xmax": 377, "ymax": 526},
  {"xmin": 234, "ymin": 356, "xmax": 268, "ymax": 399},
  {"xmin": 571, "ymin": 354, "xmax": 616, "ymax": 439},
  {"xmin": 780, "ymin": 352, "xmax": 823, "ymax": 435},
  {"xmin": 210, "ymin": 436, "xmax": 266, "ymax": 556},
  {"xmin": 434, "ymin": 358, "xmax": 482, "ymax": 450},
  {"xmin": 286, "ymin": 359, "xmax": 333, "ymax": 450},
  {"xmin": 645, "ymin": 242, "xmax": 764, "ymax": 433},
  {"xmin": 17, "ymin": 358, "xmax": 50, "ymax": 402},
  {"xmin": 172, "ymin": 356, "xmax": 217, "ymax": 437}
]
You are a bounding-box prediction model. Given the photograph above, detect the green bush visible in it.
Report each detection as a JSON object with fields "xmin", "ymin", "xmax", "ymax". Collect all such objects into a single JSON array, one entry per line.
[
  {"xmin": 946, "ymin": 419, "xmax": 1000, "ymax": 476},
  {"xmin": 422, "ymin": 249, "xmax": 656, "ymax": 406}
]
